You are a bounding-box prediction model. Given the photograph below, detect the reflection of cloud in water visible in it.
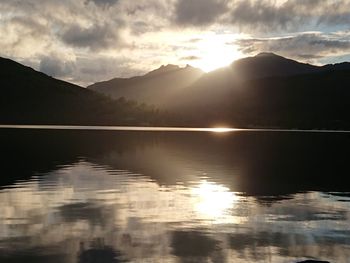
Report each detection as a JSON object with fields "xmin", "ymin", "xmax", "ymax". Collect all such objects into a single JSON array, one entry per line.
[
  {"xmin": 171, "ymin": 231, "xmax": 224, "ymax": 262},
  {"xmin": 0, "ymin": 162, "xmax": 350, "ymax": 262}
]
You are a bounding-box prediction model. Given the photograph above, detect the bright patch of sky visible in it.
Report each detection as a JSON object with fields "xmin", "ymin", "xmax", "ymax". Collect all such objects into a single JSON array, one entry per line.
[{"xmin": 1, "ymin": 0, "xmax": 350, "ymax": 86}]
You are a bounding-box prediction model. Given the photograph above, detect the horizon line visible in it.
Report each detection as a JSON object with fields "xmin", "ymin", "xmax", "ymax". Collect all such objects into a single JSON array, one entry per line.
[{"xmin": 1, "ymin": 125, "xmax": 350, "ymax": 134}]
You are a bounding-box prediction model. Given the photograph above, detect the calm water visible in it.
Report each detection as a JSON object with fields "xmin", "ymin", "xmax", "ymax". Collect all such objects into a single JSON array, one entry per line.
[{"xmin": 1, "ymin": 128, "xmax": 350, "ymax": 262}]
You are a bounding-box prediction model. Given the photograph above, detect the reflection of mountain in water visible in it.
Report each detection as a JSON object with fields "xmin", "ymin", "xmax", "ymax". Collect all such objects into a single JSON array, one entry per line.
[
  {"xmin": 1, "ymin": 129, "xmax": 350, "ymax": 262},
  {"xmin": 2, "ymin": 129, "xmax": 350, "ymax": 195}
]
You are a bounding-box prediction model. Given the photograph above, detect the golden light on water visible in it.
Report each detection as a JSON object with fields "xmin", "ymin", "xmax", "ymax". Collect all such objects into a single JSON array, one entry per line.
[
  {"xmin": 191, "ymin": 181, "xmax": 238, "ymax": 219},
  {"xmin": 211, "ymin": 127, "xmax": 235, "ymax": 133},
  {"xmin": 0, "ymin": 125, "xmax": 241, "ymax": 133}
]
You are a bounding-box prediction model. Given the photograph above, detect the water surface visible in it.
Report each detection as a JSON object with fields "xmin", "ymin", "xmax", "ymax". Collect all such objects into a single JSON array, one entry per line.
[{"xmin": 0, "ymin": 128, "xmax": 350, "ymax": 262}]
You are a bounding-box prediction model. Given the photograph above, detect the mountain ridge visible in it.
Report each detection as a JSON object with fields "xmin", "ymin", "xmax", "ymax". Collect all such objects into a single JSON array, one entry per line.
[
  {"xmin": 88, "ymin": 63, "xmax": 204, "ymax": 106},
  {"xmin": 2, "ymin": 54, "xmax": 350, "ymax": 129},
  {"xmin": 230, "ymin": 52, "xmax": 321, "ymax": 80},
  {"xmin": 0, "ymin": 57, "xmax": 159, "ymax": 125},
  {"xmin": 89, "ymin": 53, "xmax": 350, "ymax": 108}
]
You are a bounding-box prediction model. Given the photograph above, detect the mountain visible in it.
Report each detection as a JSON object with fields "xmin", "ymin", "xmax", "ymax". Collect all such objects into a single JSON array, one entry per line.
[
  {"xmin": 161, "ymin": 53, "xmax": 324, "ymax": 111},
  {"xmin": 231, "ymin": 52, "xmax": 321, "ymax": 80},
  {"xmin": 88, "ymin": 53, "xmax": 327, "ymax": 111},
  {"xmin": 174, "ymin": 69, "xmax": 350, "ymax": 128},
  {"xmin": 88, "ymin": 64, "xmax": 204, "ymax": 107},
  {"xmin": 0, "ymin": 57, "xmax": 159, "ymax": 125},
  {"xmin": 86, "ymin": 53, "xmax": 350, "ymax": 129},
  {"xmin": 2, "ymin": 54, "xmax": 350, "ymax": 129},
  {"xmin": 322, "ymin": 61, "xmax": 350, "ymax": 71},
  {"xmin": 167, "ymin": 54, "xmax": 350, "ymax": 128}
]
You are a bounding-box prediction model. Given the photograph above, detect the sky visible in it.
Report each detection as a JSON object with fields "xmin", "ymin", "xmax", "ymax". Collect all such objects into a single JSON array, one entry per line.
[{"xmin": 1, "ymin": 0, "xmax": 350, "ymax": 86}]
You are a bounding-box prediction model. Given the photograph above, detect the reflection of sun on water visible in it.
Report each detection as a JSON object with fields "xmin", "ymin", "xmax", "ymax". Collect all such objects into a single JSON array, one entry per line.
[
  {"xmin": 191, "ymin": 181, "xmax": 238, "ymax": 220},
  {"xmin": 211, "ymin": 127, "xmax": 235, "ymax": 133}
]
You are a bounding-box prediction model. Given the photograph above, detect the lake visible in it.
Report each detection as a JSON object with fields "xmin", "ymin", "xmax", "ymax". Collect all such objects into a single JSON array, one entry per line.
[{"xmin": 0, "ymin": 127, "xmax": 350, "ymax": 263}]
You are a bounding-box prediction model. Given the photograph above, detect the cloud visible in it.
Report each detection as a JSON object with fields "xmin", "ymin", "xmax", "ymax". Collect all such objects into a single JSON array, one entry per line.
[
  {"xmin": 229, "ymin": 0, "xmax": 350, "ymax": 33},
  {"xmin": 9, "ymin": 16, "xmax": 48, "ymax": 37},
  {"xmin": 39, "ymin": 55, "xmax": 76, "ymax": 78},
  {"xmin": 2, "ymin": 0, "xmax": 350, "ymax": 85},
  {"xmin": 0, "ymin": 0, "xmax": 127, "ymax": 50},
  {"xmin": 236, "ymin": 32, "xmax": 350, "ymax": 62},
  {"xmin": 59, "ymin": 23, "xmax": 122, "ymax": 50},
  {"xmin": 37, "ymin": 53, "xmax": 142, "ymax": 86},
  {"xmin": 174, "ymin": 0, "xmax": 228, "ymax": 26},
  {"xmin": 171, "ymin": 0, "xmax": 350, "ymax": 33},
  {"xmin": 0, "ymin": 15, "xmax": 52, "ymax": 58},
  {"xmin": 73, "ymin": 55, "xmax": 145, "ymax": 86},
  {"xmin": 85, "ymin": 0, "xmax": 119, "ymax": 7},
  {"xmin": 181, "ymin": 55, "xmax": 201, "ymax": 61},
  {"xmin": 229, "ymin": 0, "xmax": 298, "ymax": 32}
]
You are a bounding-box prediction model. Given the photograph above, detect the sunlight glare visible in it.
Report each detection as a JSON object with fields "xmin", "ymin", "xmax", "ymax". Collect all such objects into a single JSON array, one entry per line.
[
  {"xmin": 188, "ymin": 34, "xmax": 243, "ymax": 72},
  {"xmin": 191, "ymin": 181, "xmax": 237, "ymax": 220},
  {"xmin": 212, "ymin": 127, "xmax": 234, "ymax": 133}
]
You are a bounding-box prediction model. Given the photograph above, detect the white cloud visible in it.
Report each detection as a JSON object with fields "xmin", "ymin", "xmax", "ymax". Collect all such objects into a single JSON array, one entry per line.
[
  {"xmin": 236, "ymin": 32, "xmax": 350, "ymax": 63},
  {"xmin": 1, "ymin": 0, "xmax": 350, "ymax": 85}
]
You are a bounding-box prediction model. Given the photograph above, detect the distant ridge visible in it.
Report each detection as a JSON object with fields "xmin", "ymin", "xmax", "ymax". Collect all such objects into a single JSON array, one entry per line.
[
  {"xmin": 2, "ymin": 54, "xmax": 350, "ymax": 129},
  {"xmin": 90, "ymin": 53, "xmax": 350, "ymax": 107},
  {"xmin": 0, "ymin": 57, "xmax": 158, "ymax": 125},
  {"xmin": 88, "ymin": 64, "xmax": 203, "ymax": 106},
  {"xmin": 255, "ymin": 52, "xmax": 277, "ymax": 57},
  {"xmin": 145, "ymin": 64, "xmax": 182, "ymax": 77},
  {"xmin": 231, "ymin": 52, "xmax": 320, "ymax": 80}
]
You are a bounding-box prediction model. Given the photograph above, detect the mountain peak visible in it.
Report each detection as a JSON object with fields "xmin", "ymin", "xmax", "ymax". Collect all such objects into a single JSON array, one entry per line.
[
  {"xmin": 231, "ymin": 52, "xmax": 320, "ymax": 80},
  {"xmin": 159, "ymin": 64, "xmax": 181, "ymax": 71},
  {"xmin": 255, "ymin": 52, "xmax": 280, "ymax": 58},
  {"xmin": 145, "ymin": 64, "xmax": 204, "ymax": 77},
  {"xmin": 159, "ymin": 64, "xmax": 184, "ymax": 71},
  {"xmin": 145, "ymin": 64, "xmax": 181, "ymax": 77}
]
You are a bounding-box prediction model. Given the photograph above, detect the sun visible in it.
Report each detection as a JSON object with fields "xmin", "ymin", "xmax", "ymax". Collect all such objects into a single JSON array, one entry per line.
[{"xmin": 187, "ymin": 34, "xmax": 243, "ymax": 72}]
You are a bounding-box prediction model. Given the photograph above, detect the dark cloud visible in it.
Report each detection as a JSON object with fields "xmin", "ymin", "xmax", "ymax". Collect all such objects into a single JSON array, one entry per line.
[
  {"xmin": 59, "ymin": 23, "xmax": 121, "ymax": 50},
  {"xmin": 236, "ymin": 33, "xmax": 350, "ymax": 61},
  {"xmin": 171, "ymin": 0, "xmax": 350, "ymax": 32},
  {"xmin": 230, "ymin": 1, "xmax": 297, "ymax": 31},
  {"xmin": 174, "ymin": 0, "xmax": 228, "ymax": 26},
  {"xmin": 181, "ymin": 55, "xmax": 200, "ymax": 61},
  {"xmin": 85, "ymin": 0, "xmax": 119, "ymax": 7},
  {"xmin": 230, "ymin": 0, "xmax": 350, "ymax": 33},
  {"xmin": 39, "ymin": 55, "xmax": 76, "ymax": 78},
  {"xmin": 10, "ymin": 16, "xmax": 48, "ymax": 36}
]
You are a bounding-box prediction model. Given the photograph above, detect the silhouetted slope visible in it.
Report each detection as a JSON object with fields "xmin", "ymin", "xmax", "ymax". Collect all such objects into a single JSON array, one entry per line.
[
  {"xmin": 0, "ymin": 57, "xmax": 158, "ymax": 125},
  {"xmin": 231, "ymin": 52, "xmax": 321, "ymax": 80},
  {"xmin": 3, "ymin": 54, "xmax": 350, "ymax": 129},
  {"xmin": 150, "ymin": 53, "xmax": 350, "ymax": 128},
  {"xmin": 173, "ymin": 53, "xmax": 323, "ymax": 104},
  {"xmin": 170, "ymin": 69, "xmax": 350, "ymax": 129},
  {"xmin": 322, "ymin": 61, "xmax": 350, "ymax": 71},
  {"xmin": 88, "ymin": 64, "xmax": 203, "ymax": 106}
]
